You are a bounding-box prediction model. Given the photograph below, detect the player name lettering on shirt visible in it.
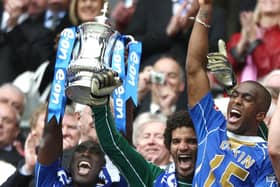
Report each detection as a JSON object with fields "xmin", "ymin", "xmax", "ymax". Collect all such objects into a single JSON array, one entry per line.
[{"xmin": 220, "ymin": 140, "xmax": 256, "ymax": 169}]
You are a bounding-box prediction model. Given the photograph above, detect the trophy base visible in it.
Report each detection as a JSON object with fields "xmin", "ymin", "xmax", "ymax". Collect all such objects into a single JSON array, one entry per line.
[{"xmin": 65, "ymin": 78, "xmax": 108, "ymax": 106}]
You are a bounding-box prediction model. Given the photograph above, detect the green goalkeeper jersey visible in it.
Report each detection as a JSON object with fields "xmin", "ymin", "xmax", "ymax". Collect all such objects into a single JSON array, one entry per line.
[{"xmin": 92, "ymin": 105, "xmax": 192, "ymax": 187}]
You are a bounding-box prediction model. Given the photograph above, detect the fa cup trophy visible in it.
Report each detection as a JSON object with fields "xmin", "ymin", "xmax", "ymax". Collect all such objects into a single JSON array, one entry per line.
[{"xmin": 65, "ymin": 0, "xmax": 125, "ymax": 105}]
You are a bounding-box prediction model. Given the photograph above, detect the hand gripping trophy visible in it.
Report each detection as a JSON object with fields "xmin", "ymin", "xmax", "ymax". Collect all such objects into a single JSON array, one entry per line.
[{"xmin": 47, "ymin": 0, "xmax": 141, "ymax": 123}]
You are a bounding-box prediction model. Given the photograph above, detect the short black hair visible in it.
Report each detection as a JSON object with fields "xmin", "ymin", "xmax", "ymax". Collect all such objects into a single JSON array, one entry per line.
[
  {"xmin": 241, "ymin": 81, "xmax": 272, "ymax": 112},
  {"xmin": 164, "ymin": 110, "xmax": 195, "ymax": 149}
]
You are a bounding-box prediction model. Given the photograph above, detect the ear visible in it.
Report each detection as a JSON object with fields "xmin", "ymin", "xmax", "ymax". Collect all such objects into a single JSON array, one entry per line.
[{"xmin": 256, "ymin": 112, "xmax": 266, "ymax": 121}]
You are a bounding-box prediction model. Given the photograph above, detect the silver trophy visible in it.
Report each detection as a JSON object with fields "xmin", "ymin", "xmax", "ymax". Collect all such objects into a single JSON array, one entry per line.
[{"xmin": 65, "ymin": 1, "xmax": 123, "ymax": 105}]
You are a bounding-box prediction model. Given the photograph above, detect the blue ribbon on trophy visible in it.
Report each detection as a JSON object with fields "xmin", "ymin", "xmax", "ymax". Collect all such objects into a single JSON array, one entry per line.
[
  {"xmin": 111, "ymin": 36, "xmax": 126, "ymax": 133},
  {"xmin": 125, "ymin": 40, "xmax": 142, "ymax": 106},
  {"xmin": 111, "ymin": 35, "xmax": 141, "ymax": 134},
  {"xmin": 47, "ymin": 27, "xmax": 76, "ymax": 123}
]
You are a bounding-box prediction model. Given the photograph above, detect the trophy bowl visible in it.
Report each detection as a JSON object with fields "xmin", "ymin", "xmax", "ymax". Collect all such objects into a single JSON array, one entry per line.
[{"xmin": 65, "ymin": 4, "xmax": 120, "ymax": 105}]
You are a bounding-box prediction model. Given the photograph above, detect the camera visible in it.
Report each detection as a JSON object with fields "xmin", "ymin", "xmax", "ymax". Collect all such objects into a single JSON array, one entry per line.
[{"xmin": 150, "ymin": 71, "xmax": 165, "ymax": 85}]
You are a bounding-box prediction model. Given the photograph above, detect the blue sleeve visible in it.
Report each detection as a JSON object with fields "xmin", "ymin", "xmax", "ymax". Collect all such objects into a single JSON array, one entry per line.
[
  {"xmin": 35, "ymin": 159, "xmax": 71, "ymax": 187},
  {"xmin": 188, "ymin": 92, "xmax": 227, "ymax": 142}
]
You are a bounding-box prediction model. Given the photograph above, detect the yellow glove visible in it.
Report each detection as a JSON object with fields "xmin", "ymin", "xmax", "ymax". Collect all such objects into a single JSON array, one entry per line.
[
  {"xmin": 90, "ymin": 69, "xmax": 122, "ymax": 106},
  {"xmin": 207, "ymin": 39, "xmax": 236, "ymax": 92}
]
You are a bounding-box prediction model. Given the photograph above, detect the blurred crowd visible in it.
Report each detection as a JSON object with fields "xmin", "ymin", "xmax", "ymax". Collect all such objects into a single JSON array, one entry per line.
[{"xmin": 0, "ymin": 0, "xmax": 279, "ymax": 186}]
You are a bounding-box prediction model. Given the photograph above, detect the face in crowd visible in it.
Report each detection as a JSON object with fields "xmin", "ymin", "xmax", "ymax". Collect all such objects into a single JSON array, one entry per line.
[
  {"xmin": 62, "ymin": 111, "xmax": 80, "ymax": 150},
  {"xmin": 134, "ymin": 119, "xmax": 171, "ymax": 167},
  {"xmin": 0, "ymin": 84, "xmax": 25, "ymax": 117},
  {"xmin": 77, "ymin": 0, "xmax": 104, "ymax": 22},
  {"xmin": 0, "ymin": 103, "xmax": 20, "ymax": 149},
  {"xmin": 151, "ymin": 57, "xmax": 185, "ymax": 104}
]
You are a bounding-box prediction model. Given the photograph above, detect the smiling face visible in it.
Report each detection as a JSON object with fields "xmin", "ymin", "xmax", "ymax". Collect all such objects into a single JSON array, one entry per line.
[
  {"xmin": 135, "ymin": 121, "xmax": 171, "ymax": 166},
  {"xmin": 77, "ymin": 0, "xmax": 103, "ymax": 22},
  {"xmin": 170, "ymin": 126, "xmax": 197, "ymax": 179},
  {"xmin": 227, "ymin": 81, "xmax": 270, "ymax": 135},
  {"xmin": 70, "ymin": 140, "xmax": 105, "ymax": 185}
]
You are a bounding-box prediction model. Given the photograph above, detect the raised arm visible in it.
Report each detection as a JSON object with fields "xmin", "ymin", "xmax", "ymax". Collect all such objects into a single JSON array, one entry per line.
[
  {"xmin": 90, "ymin": 70, "xmax": 162, "ymax": 186},
  {"xmin": 186, "ymin": 0, "xmax": 212, "ymax": 107},
  {"xmin": 37, "ymin": 114, "xmax": 63, "ymax": 165},
  {"xmin": 268, "ymin": 93, "xmax": 280, "ymax": 181}
]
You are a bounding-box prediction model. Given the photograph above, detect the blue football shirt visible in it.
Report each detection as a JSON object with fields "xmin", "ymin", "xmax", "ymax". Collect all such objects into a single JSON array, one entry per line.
[{"xmin": 189, "ymin": 92, "xmax": 278, "ymax": 187}]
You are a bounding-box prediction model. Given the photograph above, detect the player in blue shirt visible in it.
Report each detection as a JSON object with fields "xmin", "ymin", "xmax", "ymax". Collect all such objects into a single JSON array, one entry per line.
[
  {"xmin": 34, "ymin": 107, "xmax": 118, "ymax": 187},
  {"xmin": 186, "ymin": 0, "xmax": 278, "ymax": 186}
]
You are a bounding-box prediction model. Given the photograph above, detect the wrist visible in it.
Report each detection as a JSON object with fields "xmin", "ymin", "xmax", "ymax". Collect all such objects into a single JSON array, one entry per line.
[{"xmin": 196, "ymin": 7, "xmax": 212, "ymax": 27}]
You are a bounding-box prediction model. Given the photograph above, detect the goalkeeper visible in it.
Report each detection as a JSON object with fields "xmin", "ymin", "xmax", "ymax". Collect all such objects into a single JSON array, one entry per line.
[{"xmin": 90, "ymin": 70, "xmax": 197, "ymax": 187}]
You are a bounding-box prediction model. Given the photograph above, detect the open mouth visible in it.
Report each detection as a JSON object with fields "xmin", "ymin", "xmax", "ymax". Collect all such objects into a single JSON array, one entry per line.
[
  {"xmin": 228, "ymin": 109, "xmax": 241, "ymax": 123},
  {"xmin": 178, "ymin": 154, "xmax": 192, "ymax": 169},
  {"xmin": 77, "ymin": 161, "xmax": 92, "ymax": 176}
]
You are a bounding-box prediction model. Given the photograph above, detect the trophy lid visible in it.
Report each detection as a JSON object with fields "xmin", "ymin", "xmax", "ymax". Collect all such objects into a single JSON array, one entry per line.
[{"xmin": 93, "ymin": 1, "xmax": 111, "ymax": 26}]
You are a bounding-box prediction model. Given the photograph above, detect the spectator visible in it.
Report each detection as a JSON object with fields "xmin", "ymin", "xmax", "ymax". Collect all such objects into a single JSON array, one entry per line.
[
  {"xmin": 0, "ymin": 102, "xmax": 22, "ymax": 168},
  {"xmin": 0, "ymin": 103, "xmax": 46, "ymax": 187},
  {"xmin": 0, "ymin": 132, "xmax": 40, "ymax": 187},
  {"xmin": 44, "ymin": 0, "xmax": 71, "ymax": 32},
  {"xmin": 74, "ymin": 103, "xmax": 98, "ymax": 144},
  {"xmin": 0, "ymin": 84, "xmax": 30, "ymax": 186},
  {"xmin": 69, "ymin": 0, "xmax": 104, "ymax": 26},
  {"xmin": 110, "ymin": 0, "xmax": 136, "ymax": 32},
  {"xmin": 0, "ymin": 0, "xmax": 30, "ymax": 83},
  {"xmin": 132, "ymin": 112, "xmax": 171, "ymax": 168},
  {"xmin": 260, "ymin": 69, "xmax": 280, "ymax": 127},
  {"xmin": 227, "ymin": 0, "xmax": 280, "ymax": 82},
  {"xmin": 268, "ymin": 92, "xmax": 280, "ymax": 181},
  {"xmin": 0, "ymin": 0, "xmax": 54, "ymax": 84},
  {"xmin": 0, "ymin": 83, "xmax": 25, "ymax": 117},
  {"xmin": 62, "ymin": 104, "xmax": 80, "ymax": 150},
  {"xmin": 186, "ymin": 0, "xmax": 278, "ymax": 186},
  {"xmin": 111, "ymin": 0, "xmax": 226, "ymax": 69},
  {"xmin": 136, "ymin": 55, "xmax": 187, "ymax": 117},
  {"xmin": 120, "ymin": 0, "xmax": 199, "ymax": 69}
]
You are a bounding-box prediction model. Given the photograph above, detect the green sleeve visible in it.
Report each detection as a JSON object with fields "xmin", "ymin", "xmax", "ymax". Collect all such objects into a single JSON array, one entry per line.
[{"xmin": 92, "ymin": 104, "xmax": 163, "ymax": 186}]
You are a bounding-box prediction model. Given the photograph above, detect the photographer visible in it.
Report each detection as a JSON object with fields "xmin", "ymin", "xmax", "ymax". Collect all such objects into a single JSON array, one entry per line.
[{"xmin": 136, "ymin": 55, "xmax": 187, "ymax": 117}]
